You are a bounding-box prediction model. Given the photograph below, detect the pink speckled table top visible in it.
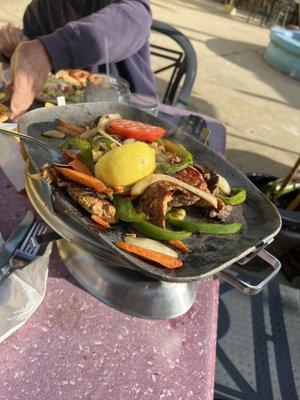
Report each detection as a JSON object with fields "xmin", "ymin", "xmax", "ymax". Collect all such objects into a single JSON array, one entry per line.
[{"xmin": 0, "ymin": 108, "xmax": 225, "ymax": 400}]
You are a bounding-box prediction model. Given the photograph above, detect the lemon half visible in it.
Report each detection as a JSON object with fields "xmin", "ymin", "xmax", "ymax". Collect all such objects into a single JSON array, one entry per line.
[{"xmin": 95, "ymin": 141, "xmax": 155, "ymax": 188}]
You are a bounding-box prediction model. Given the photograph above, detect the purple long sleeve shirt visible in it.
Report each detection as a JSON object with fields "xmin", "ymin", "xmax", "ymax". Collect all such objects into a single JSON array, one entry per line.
[{"xmin": 21, "ymin": 0, "xmax": 156, "ymax": 95}]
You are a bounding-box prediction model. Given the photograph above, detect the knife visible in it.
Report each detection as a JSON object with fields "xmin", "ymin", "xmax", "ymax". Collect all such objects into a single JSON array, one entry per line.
[{"xmin": 0, "ymin": 211, "xmax": 34, "ymax": 270}]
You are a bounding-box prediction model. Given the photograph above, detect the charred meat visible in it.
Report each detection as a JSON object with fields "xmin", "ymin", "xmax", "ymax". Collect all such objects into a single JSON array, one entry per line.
[
  {"xmin": 195, "ymin": 164, "xmax": 219, "ymax": 195},
  {"xmin": 170, "ymin": 166, "xmax": 210, "ymax": 207},
  {"xmin": 139, "ymin": 181, "xmax": 197, "ymax": 227},
  {"xmin": 195, "ymin": 196, "xmax": 232, "ymax": 221},
  {"xmin": 67, "ymin": 183, "xmax": 118, "ymax": 224}
]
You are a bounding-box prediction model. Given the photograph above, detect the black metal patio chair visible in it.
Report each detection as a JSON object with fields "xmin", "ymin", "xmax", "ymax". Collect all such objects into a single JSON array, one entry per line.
[{"xmin": 150, "ymin": 20, "xmax": 197, "ymax": 108}]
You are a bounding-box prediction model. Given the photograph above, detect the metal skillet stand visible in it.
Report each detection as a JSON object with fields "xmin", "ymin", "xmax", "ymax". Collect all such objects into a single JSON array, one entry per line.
[{"xmin": 25, "ymin": 161, "xmax": 281, "ymax": 319}]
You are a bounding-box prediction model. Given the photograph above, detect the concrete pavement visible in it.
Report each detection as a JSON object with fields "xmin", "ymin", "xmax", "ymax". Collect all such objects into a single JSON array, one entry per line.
[{"xmin": 1, "ymin": 0, "xmax": 299, "ymax": 176}]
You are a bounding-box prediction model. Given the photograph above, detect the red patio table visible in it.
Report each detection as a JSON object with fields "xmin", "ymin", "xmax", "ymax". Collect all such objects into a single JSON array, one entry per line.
[{"xmin": 0, "ymin": 105, "xmax": 226, "ymax": 400}]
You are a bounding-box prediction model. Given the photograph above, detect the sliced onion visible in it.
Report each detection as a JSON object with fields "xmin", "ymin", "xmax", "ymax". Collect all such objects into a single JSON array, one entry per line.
[
  {"xmin": 124, "ymin": 235, "xmax": 178, "ymax": 258},
  {"xmin": 218, "ymin": 175, "xmax": 231, "ymax": 195},
  {"xmin": 80, "ymin": 127, "xmax": 98, "ymax": 139},
  {"xmin": 97, "ymin": 113, "xmax": 122, "ymax": 130},
  {"xmin": 131, "ymin": 174, "xmax": 218, "ymax": 208},
  {"xmin": 97, "ymin": 128, "xmax": 122, "ymax": 146}
]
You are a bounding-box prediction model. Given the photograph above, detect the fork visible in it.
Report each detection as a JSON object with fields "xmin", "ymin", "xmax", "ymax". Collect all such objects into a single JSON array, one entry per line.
[
  {"xmin": 0, "ymin": 222, "xmax": 47, "ymax": 286},
  {"xmin": 0, "ymin": 127, "xmax": 69, "ymax": 167}
]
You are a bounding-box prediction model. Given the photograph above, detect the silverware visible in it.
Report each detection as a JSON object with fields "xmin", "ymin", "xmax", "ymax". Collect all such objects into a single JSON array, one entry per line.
[
  {"xmin": 16, "ymin": 222, "xmax": 47, "ymax": 262},
  {"xmin": 0, "ymin": 127, "xmax": 69, "ymax": 167},
  {"xmin": 0, "ymin": 222, "xmax": 47, "ymax": 286},
  {"xmin": 30, "ymin": 231, "xmax": 61, "ymax": 248},
  {"xmin": 0, "ymin": 211, "xmax": 34, "ymax": 271}
]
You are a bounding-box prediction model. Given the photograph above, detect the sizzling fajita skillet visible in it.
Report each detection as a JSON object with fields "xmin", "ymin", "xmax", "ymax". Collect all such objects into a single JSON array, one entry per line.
[{"xmin": 17, "ymin": 102, "xmax": 282, "ymax": 286}]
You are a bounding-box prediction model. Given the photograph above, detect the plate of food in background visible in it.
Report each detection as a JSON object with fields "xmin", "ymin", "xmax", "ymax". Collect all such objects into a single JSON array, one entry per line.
[
  {"xmin": 1, "ymin": 68, "xmax": 92, "ymax": 104},
  {"xmin": 0, "ymin": 81, "xmax": 10, "ymax": 104}
]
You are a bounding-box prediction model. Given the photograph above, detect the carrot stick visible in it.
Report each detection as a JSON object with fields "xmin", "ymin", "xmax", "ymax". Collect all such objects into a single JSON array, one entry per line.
[
  {"xmin": 168, "ymin": 240, "xmax": 191, "ymax": 253},
  {"xmin": 57, "ymin": 125, "xmax": 80, "ymax": 137},
  {"xmin": 55, "ymin": 167, "xmax": 112, "ymax": 194},
  {"xmin": 115, "ymin": 241, "xmax": 183, "ymax": 269},
  {"xmin": 91, "ymin": 214, "xmax": 110, "ymax": 229},
  {"xmin": 59, "ymin": 118, "xmax": 85, "ymax": 134},
  {"xmin": 62, "ymin": 148, "xmax": 77, "ymax": 160},
  {"xmin": 69, "ymin": 159, "xmax": 93, "ymax": 176}
]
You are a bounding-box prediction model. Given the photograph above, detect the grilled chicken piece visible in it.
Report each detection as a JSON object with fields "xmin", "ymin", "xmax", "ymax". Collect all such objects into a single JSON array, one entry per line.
[
  {"xmin": 40, "ymin": 164, "xmax": 66, "ymax": 187},
  {"xmin": 139, "ymin": 182, "xmax": 193, "ymax": 228},
  {"xmin": 67, "ymin": 183, "xmax": 118, "ymax": 224}
]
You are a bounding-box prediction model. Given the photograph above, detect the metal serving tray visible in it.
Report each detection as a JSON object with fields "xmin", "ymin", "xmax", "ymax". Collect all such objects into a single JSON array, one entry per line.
[{"xmin": 19, "ymin": 102, "xmax": 282, "ymax": 283}]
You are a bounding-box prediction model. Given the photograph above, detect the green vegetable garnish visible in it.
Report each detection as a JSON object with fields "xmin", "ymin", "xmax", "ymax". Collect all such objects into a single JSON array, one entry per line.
[
  {"xmin": 167, "ymin": 215, "xmax": 241, "ymax": 234},
  {"xmin": 133, "ymin": 220, "xmax": 191, "ymax": 241},
  {"xmin": 164, "ymin": 140, "xmax": 193, "ymax": 163},
  {"xmin": 114, "ymin": 196, "xmax": 146, "ymax": 223},
  {"xmin": 218, "ymin": 188, "xmax": 246, "ymax": 205},
  {"xmin": 155, "ymin": 140, "xmax": 193, "ymax": 174}
]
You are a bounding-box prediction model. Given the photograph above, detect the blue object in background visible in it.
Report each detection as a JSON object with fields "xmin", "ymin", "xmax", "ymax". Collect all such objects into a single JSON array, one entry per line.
[{"xmin": 264, "ymin": 28, "xmax": 300, "ymax": 80}]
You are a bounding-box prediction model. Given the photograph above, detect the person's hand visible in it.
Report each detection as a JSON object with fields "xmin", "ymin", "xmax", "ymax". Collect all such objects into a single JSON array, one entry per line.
[
  {"xmin": 9, "ymin": 39, "xmax": 52, "ymax": 120},
  {"xmin": 0, "ymin": 22, "xmax": 26, "ymax": 57}
]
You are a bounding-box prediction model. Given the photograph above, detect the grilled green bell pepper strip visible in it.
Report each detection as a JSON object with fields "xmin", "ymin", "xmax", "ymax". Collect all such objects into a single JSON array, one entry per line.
[
  {"xmin": 164, "ymin": 140, "xmax": 193, "ymax": 163},
  {"xmin": 155, "ymin": 140, "xmax": 193, "ymax": 174},
  {"xmin": 167, "ymin": 215, "xmax": 241, "ymax": 234},
  {"xmin": 218, "ymin": 188, "xmax": 246, "ymax": 205},
  {"xmin": 114, "ymin": 196, "xmax": 146, "ymax": 223},
  {"xmin": 133, "ymin": 220, "xmax": 191, "ymax": 241}
]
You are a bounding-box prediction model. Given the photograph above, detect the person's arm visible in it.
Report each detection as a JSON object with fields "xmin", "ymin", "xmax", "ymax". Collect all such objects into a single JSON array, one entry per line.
[
  {"xmin": 39, "ymin": 0, "xmax": 152, "ymax": 71},
  {"xmin": 0, "ymin": 22, "xmax": 27, "ymax": 61}
]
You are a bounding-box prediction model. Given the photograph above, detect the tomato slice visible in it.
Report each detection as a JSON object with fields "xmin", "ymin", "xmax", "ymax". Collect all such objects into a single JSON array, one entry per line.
[{"xmin": 109, "ymin": 119, "xmax": 165, "ymax": 141}]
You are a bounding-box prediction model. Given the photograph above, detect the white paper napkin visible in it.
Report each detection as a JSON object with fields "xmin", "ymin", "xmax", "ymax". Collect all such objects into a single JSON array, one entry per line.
[
  {"xmin": 0, "ymin": 123, "xmax": 25, "ymax": 192},
  {"xmin": 0, "ymin": 233, "xmax": 52, "ymax": 343}
]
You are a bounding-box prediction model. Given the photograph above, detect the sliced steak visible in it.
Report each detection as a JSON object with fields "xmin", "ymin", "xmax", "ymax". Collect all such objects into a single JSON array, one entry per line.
[
  {"xmin": 67, "ymin": 183, "xmax": 118, "ymax": 224},
  {"xmin": 171, "ymin": 166, "xmax": 209, "ymax": 207},
  {"xmin": 200, "ymin": 199, "xmax": 232, "ymax": 221},
  {"xmin": 195, "ymin": 164, "xmax": 219, "ymax": 195},
  {"xmin": 174, "ymin": 166, "xmax": 210, "ymax": 192},
  {"xmin": 174, "ymin": 165, "xmax": 231, "ymax": 220},
  {"xmin": 139, "ymin": 182, "xmax": 194, "ymax": 227}
]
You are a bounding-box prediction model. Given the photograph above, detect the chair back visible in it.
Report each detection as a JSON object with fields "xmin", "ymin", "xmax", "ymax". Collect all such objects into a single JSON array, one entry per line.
[{"xmin": 151, "ymin": 20, "xmax": 197, "ymax": 108}]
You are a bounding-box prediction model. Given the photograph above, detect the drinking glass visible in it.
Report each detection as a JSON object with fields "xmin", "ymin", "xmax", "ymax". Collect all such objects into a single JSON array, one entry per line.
[
  {"xmin": 84, "ymin": 74, "xmax": 130, "ymax": 102},
  {"xmin": 122, "ymin": 93, "xmax": 160, "ymax": 116}
]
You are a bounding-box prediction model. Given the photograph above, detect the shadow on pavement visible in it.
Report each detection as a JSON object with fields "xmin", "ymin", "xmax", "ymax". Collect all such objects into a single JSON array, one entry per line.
[
  {"xmin": 226, "ymin": 149, "xmax": 292, "ymax": 176},
  {"xmin": 205, "ymin": 37, "xmax": 300, "ymax": 108}
]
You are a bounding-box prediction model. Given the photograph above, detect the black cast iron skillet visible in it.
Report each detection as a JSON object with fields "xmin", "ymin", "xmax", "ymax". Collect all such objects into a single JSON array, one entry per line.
[{"xmin": 18, "ymin": 102, "xmax": 281, "ymax": 282}]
